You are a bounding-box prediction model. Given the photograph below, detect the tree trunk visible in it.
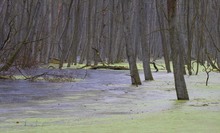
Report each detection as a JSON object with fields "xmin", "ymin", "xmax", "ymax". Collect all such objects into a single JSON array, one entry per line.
[
  {"xmin": 156, "ymin": 0, "xmax": 171, "ymax": 73},
  {"xmin": 121, "ymin": 0, "xmax": 141, "ymax": 85},
  {"xmin": 57, "ymin": 0, "xmax": 74, "ymax": 69},
  {"xmin": 167, "ymin": 0, "xmax": 189, "ymax": 100},
  {"xmin": 67, "ymin": 0, "xmax": 81, "ymax": 66},
  {"xmin": 217, "ymin": 8, "xmax": 220, "ymax": 68},
  {"xmin": 186, "ymin": 0, "xmax": 193, "ymax": 75},
  {"xmin": 139, "ymin": 0, "xmax": 153, "ymax": 80}
]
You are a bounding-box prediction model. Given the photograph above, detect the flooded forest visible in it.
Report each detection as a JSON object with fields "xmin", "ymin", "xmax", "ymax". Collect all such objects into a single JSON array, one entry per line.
[{"xmin": 0, "ymin": 0, "xmax": 220, "ymax": 133}]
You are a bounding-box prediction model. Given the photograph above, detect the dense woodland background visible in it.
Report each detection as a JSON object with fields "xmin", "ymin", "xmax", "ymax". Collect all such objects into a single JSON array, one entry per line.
[
  {"xmin": 0, "ymin": 0, "xmax": 219, "ymax": 69},
  {"xmin": 0, "ymin": 0, "xmax": 220, "ymax": 99}
]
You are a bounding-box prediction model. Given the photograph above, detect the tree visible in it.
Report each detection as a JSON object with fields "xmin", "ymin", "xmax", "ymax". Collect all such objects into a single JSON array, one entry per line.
[
  {"xmin": 121, "ymin": 0, "xmax": 141, "ymax": 85},
  {"xmin": 155, "ymin": 0, "xmax": 171, "ymax": 73},
  {"xmin": 67, "ymin": 0, "xmax": 81, "ymax": 66},
  {"xmin": 167, "ymin": 0, "xmax": 189, "ymax": 100},
  {"xmin": 0, "ymin": 0, "xmax": 41, "ymax": 71},
  {"xmin": 139, "ymin": 0, "xmax": 153, "ymax": 80},
  {"xmin": 0, "ymin": 0, "xmax": 218, "ymax": 88}
]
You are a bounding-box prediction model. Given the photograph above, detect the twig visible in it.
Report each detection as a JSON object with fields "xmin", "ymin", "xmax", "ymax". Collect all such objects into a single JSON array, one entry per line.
[
  {"xmin": 25, "ymin": 72, "xmax": 48, "ymax": 81},
  {"xmin": 150, "ymin": 62, "xmax": 159, "ymax": 72},
  {"xmin": 205, "ymin": 52, "xmax": 220, "ymax": 72},
  {"xmin": 202, "ymin": 63, "xmax": 212, "ymax": 86},
  {"xmin": 15, "ymin": 66, "xmax": 28, "ymax": 79}
]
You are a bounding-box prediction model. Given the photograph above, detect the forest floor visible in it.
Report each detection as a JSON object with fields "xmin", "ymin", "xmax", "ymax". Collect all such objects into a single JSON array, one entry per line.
[{"xmin": 0, "ymin": 63, "xmax": 220, "ymax": 133}]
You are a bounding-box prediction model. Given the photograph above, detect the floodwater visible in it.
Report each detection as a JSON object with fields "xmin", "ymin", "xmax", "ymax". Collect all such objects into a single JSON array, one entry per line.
[
  {"xmin": 0, "ymin": 69, "xmax": 220, "ymax": 132},
  {"xmin": 0, "ymin": 70, "xmax": 172, "ymax": 118}
]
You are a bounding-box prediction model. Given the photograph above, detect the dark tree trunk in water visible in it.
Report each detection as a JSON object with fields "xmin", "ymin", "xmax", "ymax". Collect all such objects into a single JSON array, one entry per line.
[
  {"xmin": 121, "ymin": 0, "xmax": 141, "ymax": 85},
  {"xmin": 167, "ymin": 0, "xmax": 189, "ymax": 100}
]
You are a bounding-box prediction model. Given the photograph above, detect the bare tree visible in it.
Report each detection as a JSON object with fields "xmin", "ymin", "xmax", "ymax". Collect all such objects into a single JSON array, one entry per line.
[
  {"xmin": 0, "ymin": 0, "xmax": 41, "ymax": 71},
  {"xmin": 139, "ymin": 0, "xmax": 153, "ymax": 80},
  {"xmin": 121, "ymin": 0, "xmax": 141, "ymax": 85},
  {"xmin": 155, "ymin": 0, "xmax": 171, "ymax": 73},
  {"xmin": 167, "ymin": 0, "xmax": 189, "ymax": 100},
  {"xmin": 67, "ymin": 0, "xmax": 81, "ymax": 66}
]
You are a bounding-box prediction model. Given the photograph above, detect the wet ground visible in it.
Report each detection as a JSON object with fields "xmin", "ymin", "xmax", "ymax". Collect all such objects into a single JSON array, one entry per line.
[{"xmin": 0, "ymin": 69, "xmax": 220, "ymax": 132}]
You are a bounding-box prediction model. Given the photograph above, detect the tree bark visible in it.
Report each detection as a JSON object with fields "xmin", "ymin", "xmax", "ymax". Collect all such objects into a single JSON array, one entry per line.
[
  {"xmin": 121, "ymin": 0, "xmax": 141, "ymax": 85},
  {"xmin": 67, "ymin": 0, "xmax": 81, "ymax": 66},
  {"xmin": 156, "ymin": 0, "xmax": 171, "ymax": 73},
  {"xmin": 167, "ymin": 0, "xmax": 189, "ymax": 100},
  {"xmin": 139, "ymin": 0, "xmax": 153, "ymax": 80}
]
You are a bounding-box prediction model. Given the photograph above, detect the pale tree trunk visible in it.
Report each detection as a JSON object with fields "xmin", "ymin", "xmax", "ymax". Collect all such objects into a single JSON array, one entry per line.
[
  {"xmin": 46, "ymin": 0, "xmax": 52, "ymax": 64},
  {"xmin": 78, "ymin": 1, "xmax": 88, "ymax": 64},
  {"xmin": 156, "ymin": 0, "xmax": 171, "ymax": 73},
  {"xmin": 92, "ymin": 0, "xmax": 99, "ymax": 66},
  {"xmin": 185, "ymin": 0, "xmax": 197, "ymax": 75},
  {"xmin": 121, "ymin": 0, "xmax": 141, "ymax": 85},
  {"xmin": 196, "ymin": 0, "xmax": 207, "ymax": 75},
  {"xmin": 216, "ymin": 6, "xmax": 220, "ymax": 68},
  {"xmin": 186, "ymin": 0, "xmax": 192, "ymax": 75},
  {"xmin": 107, "ymin": 0, "xmax": 114, "ymax": 64},
  {"xmin": 167, "ymin": 0, "xmax": 189, "ymax": 100},
  {"xmin": 139, "ymin": 0, "xmax": 153, "ymax": 81},
  {"xmin": 86, "ymin": 0, "xmax": 92, "ymax": 66},
  {"xmin": 67, "ymin": 0, "xmax": 81, "ymax": 66},
  {"xmin": 58, "ymin": 0, "xmax": 73, "ymax": 69}
]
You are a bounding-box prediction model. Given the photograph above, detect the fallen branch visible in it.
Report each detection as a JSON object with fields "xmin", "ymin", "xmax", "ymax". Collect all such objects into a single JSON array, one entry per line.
[
  {"xmin": 15, "ymin": 66, "xmax": 28, "ymax": 79},
  {"xmin": 0, "ymin": 75, "xmax": 13, "ymax": 79},
  {"xmin": 78, "ymin": 65, "xmax": 91, "ymax": 69},
  {"xmin": 25, "ymin": 72, "xmax": 48, "ymax": 81},
  {"xmin": 90, "ymin": 65, "xmax": 129, "ymax": 70}
]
